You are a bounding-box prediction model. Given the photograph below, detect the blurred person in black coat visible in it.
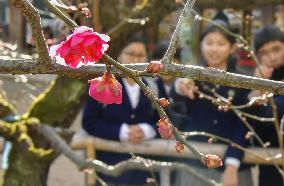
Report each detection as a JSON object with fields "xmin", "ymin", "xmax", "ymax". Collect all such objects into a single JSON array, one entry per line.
[{"xmin": 248, "ymin": 25, "xmax": 284, "ymax": 186}]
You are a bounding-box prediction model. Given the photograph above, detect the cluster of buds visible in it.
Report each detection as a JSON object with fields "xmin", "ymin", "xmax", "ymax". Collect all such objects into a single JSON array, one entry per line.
[
  {"xmin": 175, "ymin": 141, "xmax": 184, "ymax": 155},
  {"xmin": 249, "ymin": 92, "xmax": 273, "ymax": 106},
  {"xmin": 157, "ymin": 117, "xmax": 173, "ymax": 139},
  {"xmin": 202, "ymin": 154, "xmax": 223, "ymax": 169},
  {"xmin": 212, "ymin": 98, "xmax": 231, "ymax": 112},
  {"xmin": 217, "ymin": 105, "xmax": 230, "ymax": 112},
  {"xmin": 147, "ymin": 61, "xmax": 162, "ymax": 73}
]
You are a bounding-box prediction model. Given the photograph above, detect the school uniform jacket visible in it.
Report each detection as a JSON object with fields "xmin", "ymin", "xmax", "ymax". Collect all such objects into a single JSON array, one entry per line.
[
  {"xmin": 171, "ymin": 61, "xmax": 250, "ymax": 168},
  {"xmin": 247, "ymin": 66, "xmax": 284, "ymax": 186},
  {"xmin": 82, "ymin": 78, "xmax": 161, "ymax": 185}
]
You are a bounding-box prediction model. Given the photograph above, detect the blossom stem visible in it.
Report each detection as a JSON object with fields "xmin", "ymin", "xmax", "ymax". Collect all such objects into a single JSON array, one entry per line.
[
  {"xmin": 103, "ymin": 54, "xmax": 205, "ymax": 162},
  {"xmin": 43, "ymin": 0, "xmax": 78, "ymax": 29}
]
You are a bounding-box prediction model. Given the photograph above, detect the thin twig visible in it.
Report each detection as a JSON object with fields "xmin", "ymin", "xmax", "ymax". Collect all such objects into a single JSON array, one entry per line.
[
  {"xmin": 103, "ymin": 54, "xmax": 205, "ymax": 161},
  {"xmin": 181, "ymin": 131, "xmax": 270, "ymax": 161},
  {"xmin": 43, "ymin": 0, "xmax": 78, "ymax": 29},
  {"xmin": 40, "ymin": 124, "xmax": 219, "ymax": 185},
  {"xmin": 162, "ymin": 0, "xmax": 196, "ymax": 64},
  {"xmin": 237, "ymin": 110, "xmax": 275, "ymax": 123},
  {"xmin": 9, "ymin": 0, "xmax": 51, "ymax": 64},
  {"xmin": 232, "ymin": 109, "xmax": 284, "ymax": 176}
]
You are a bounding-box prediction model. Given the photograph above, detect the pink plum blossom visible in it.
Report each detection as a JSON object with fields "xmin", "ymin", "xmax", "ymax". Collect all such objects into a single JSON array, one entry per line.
[{"xmin": 49, "ymin": 26, "xmax": 110, "ymax": 68}]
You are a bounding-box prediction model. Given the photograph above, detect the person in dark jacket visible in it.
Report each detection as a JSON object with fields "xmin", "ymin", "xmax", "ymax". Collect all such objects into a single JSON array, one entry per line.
[
  {"xmin": 82, "ymin": 36, "xmax": 163, "ymax": 186},
  {"xmin": 248, "ymin": 25, "xmax": 284, "ymax": 186},
  {"xmin": 172, "ymin": 17, "xmax": 252, "ymax": 186}
]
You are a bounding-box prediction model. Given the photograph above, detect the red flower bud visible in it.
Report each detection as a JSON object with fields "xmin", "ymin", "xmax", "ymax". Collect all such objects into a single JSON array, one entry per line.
[
  {"xmin": 88, "ymin": 72, "xmax": 122, "ymax": 104},
  {"xmin": 147, "ymin": 61, "xmax": 162, "ymax": 73},
  {"xmin": 157, "ymin": 118, "xmax": 173, "ymax": 139},
  {"xmin": 175, "ymin": 141, "xmax": 184, "ymax": 155},
  {"xmin": 158, "ymin": 98, "xmax": 170, "ymax": 107},
  {"xmin": 202, "ymin": 154, "xmax": 223, "ymax": 168}
]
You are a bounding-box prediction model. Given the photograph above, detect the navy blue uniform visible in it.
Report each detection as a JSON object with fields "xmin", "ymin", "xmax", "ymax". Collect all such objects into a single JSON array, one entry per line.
[
  {"xmin": 249, "ymin": 95, "xmax": 284, "ymax": 186},
  {"xmin": 82, "ymin": 78, "xmax": 160, "ymax": 185},
  {"xmin": 171, "ymin": 62, "xmax": 250, "ymax": 169}
]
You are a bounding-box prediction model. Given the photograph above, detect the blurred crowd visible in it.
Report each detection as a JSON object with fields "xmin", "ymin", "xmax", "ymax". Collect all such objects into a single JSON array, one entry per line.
[
  {"xmin": 1, "ymin": 1, "xmax": 284, "ymax": 186},
  {"xmin": 80, "ymin": 10, "xmax": 284, "ymax": 186}
]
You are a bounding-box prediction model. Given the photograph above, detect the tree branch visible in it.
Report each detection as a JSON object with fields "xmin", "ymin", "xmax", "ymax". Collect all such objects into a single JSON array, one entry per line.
[
  {"xmin": 40, "ymin": 124, "xmax": 219, "ymax": 186},
  {"xmin": 9, "ymin": 0, "xmax": 51, "ymax": 64},
  {"xmin": 0, "ymin": 118, "xmax": 52, "ymax": 157},
  {"xmin": 1, "ymin": 58, "xmax": 284, "ymax": 94},
  {"xmin": 162, "ymin": 0, "xmax": 196, "ymax": 64},
  {"xmin": 42, "ymin": 0, "xmax": 77, "ymax": 28}
]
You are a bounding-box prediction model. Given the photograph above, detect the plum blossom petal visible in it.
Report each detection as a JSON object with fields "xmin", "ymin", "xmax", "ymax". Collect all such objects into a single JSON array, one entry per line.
[{"xmin": 49, "ymin": 26, "xmax": 110, "ymax": 68}]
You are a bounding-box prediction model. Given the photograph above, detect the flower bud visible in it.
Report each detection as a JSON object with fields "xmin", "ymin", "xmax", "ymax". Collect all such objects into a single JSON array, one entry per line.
[
  {"xmin": 157, "ymin": 117, "xmax": 173, "ymax": 139},
  {"xmin": 158, "ymin": 98, "xmax": 170, "ymax": 107},
  {"xmin": 175, "ymin": 141, "xmax": 184, "ymax": 155},
  {"xmin": 89, "ymin": 72, "xmax": 122, "ymax": 104},
  {"xmin": 147, "ymin": 61, "xmax": 162, "ymax": 73},
  {"xmin": 202, "ymin": 154, "xmax": 223, "ymax": 168}
]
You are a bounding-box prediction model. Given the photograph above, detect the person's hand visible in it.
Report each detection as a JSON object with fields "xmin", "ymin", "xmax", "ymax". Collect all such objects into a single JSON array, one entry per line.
[
  {"xmin": 128, "ymin": 125, "xmax": 145, "ymax": 144},
  {"xmin": 221, "ymin": 165, "xmax": 238, "ymax": 186},
  {"xmin": 254, "ymin": 64, "xmax": 274, "ymax": 79},
  {"xmin": 178, "ymin": 79, "xmax": 197, "ymax": 99}
]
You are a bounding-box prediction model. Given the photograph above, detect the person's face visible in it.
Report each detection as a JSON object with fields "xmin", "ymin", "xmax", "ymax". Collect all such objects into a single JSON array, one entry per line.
[
  {"xmin": 201, "ymin": 31, "xmax": 233, "ymax": 68},
  {"xmin": 118, "ymin": 42, "xmax": 147, "ymax": 64},
  {"xmin": 257, "ymin": 41, "xmax": 284, "ymax": 69}
]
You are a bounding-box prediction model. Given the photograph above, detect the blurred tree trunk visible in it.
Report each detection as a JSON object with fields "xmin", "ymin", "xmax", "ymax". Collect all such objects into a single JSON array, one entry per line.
[{"xmin": 3, "ymin": 77, "xmax": 88, "ymax": 186}]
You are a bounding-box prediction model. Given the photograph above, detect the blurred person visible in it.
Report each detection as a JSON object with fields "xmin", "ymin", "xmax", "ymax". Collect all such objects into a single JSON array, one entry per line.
[
  {"xmin": 248, "ymin": 25, "xmax": 284, "ymax": 186},
  {"xmin": 82, "ymin": 36, "xmax": 162, "ymax": 186},
  {"xmin": 172, "ymin": 15, "xmax": 252, "ymax": 186},
  {"xmin": 254, "ymin": 25, "xmax": 284, "ymax": 80}
]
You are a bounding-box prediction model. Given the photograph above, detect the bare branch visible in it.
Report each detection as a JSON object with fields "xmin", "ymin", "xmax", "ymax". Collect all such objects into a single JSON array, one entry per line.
[
  {"xmin": 9, "ymin": 0, "xmax": 51, "ymax": 64},
  {"xmin": 0, "ymin": 118, "xmax": 52, "ymax": 156},
  {"xmin": 40, "ymin": 124, "xmax": 219, "ymax": 186},
  {"xmin": 42, "ymin": 0, "xmax": 77, "ymax": 28},
  {"xmin": 162, "ymin": 0, "xmax": 196, "ymax": 64},
  {"xmin": 1, "ymin": 58, "xmax": 284, "ymax": 94}
]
